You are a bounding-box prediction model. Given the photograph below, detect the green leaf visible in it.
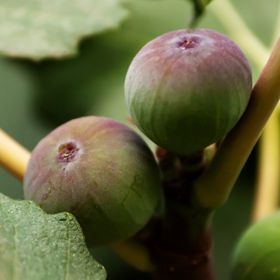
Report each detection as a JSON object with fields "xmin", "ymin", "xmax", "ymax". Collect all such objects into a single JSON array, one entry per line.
[
  {"xmin": 188, "ymin": 0, "xmax": 213, "ymax": 26},
  {"xmin": 0, "ymin": 0, "xmax": 128, "ymax": 60},
  {"xmin": 0, "ymin": 193, "xmax": 106, "ymax": 280},
  {"xmin": 32, "ymin": 0, "xmax": 191, "ymax": 126}
]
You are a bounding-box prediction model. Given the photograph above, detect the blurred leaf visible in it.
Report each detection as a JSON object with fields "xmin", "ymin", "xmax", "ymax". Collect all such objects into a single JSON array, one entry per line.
[
  {"xmin": 0, "ymin": 193, "xmax": 106, "ymax": 280},
  {"xmin": 0, "ymin": 0, "xmax": 128, "ymax": 60},
  {"xmin": 188, "ymin": 0, "xmax": 213, "ymax": 26},
  {"xmin": 32, "ymin": 33, "xmax": 135, "ymax": 126},
  {"xmin": 32, "ymin": 0, "xmax": 190, "ymax": 126}
]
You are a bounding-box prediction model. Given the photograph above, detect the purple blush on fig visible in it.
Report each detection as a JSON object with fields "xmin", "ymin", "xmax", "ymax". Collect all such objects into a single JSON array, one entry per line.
[
  {"xmin": 125, "ymin": 28, "xmax": 252, "ymax": 155},
  {"xmin": 23, "ymin": 116, "xmax": 161, "ymax": 246}
]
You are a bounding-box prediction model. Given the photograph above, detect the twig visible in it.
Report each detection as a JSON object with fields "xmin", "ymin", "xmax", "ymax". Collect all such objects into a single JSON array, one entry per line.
[
  {"xmin": 0, "ymin": 129, "xmax": 30, "ymax": 181},
  {"xmin": 111, "ymin": 240, "xmax": 155, "ymax": 272}
]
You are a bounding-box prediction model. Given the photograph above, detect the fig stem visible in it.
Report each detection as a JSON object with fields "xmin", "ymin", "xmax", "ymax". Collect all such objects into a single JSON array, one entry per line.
[
  {"xmin": 111, "ymin": 240, "xmax": 155, "ymax": 272},
  {"xmin": 209, "ymin": 0, "xmax": 269, "ymax": 69},
  {"xmin": 252, "ymin": 111, "xmax": 280, "ymax": 221},
  {"xmin": 0, "ymin": 129, "xmax": 30, "ymax": 181},
  {"xmin": 194, "ymin": 37, "xmax": 280, "ymax": 208}
]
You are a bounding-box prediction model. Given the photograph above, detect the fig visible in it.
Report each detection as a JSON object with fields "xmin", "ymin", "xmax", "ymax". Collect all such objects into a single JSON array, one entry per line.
[
  {"xmin": 23, "ymin": 116, "xmax": 161, "ymax": 246},
  {"xmin": 125, "ymin": 28, "xmax": 252, "ymax": 155},
  {"xmin": 231, "ymin": 212, "xmax": 280, "ymax": 280}
]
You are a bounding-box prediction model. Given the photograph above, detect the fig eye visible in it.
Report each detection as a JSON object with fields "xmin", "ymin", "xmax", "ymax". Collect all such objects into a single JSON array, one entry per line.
[
  {"xmin": 57, "ymin": 141, "xmax": 79, "ymax": 163},
  {"xmin": 177, "ymin": 36, "xmax": 201, "ymax": 49}
]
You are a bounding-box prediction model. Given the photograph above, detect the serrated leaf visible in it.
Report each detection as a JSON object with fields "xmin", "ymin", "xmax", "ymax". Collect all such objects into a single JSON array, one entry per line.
[
  {"xmin": 188, "ymin": 0, "xmax": 213, "ymax": 26},
  {"xmin": 0, "ymin": 193, "xmax": 106, "ymax": 280},
  {"xmin": 0, "ymin": 0, "xmax": 128, "ymax": 60}
]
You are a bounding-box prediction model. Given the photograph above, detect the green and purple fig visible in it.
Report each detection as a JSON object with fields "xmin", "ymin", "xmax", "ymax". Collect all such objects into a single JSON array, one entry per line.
[
  {"xmin": 23, "ymin": 116, "xmax": 161, "ymax": 246},
  {"xmin": 125, "ymin": 29, "xmax": 252, "ymax": 155},
  {"xmin": 231, "ymin": 212, "xmax": 280, "ymax": 280}
]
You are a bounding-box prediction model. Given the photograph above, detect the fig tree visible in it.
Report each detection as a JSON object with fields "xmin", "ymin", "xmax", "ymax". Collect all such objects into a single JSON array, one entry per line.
[
  {"xmin": 23, "ymin": 116, "xmax": 161, "ymax": 246},
  {"xmin": 231, "ymin": 212, "xmax": 280, "ymax": 280},
  {"xmin": 125, "ymin": 28, "xmax": 252, "ymax": 155}
]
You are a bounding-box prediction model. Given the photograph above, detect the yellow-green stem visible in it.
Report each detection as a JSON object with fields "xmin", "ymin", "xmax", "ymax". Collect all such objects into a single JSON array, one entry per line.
[
  {"xmin": 194, "ymin": 38, "xmax": 280, "ymax": 208},
  {"xmin": 252, "ymin": 4, "xmax": 280, "ymax": 221},
  {"xmin": 209, "ymin": 0, "xmax": 269, "ymax": 69},
  {"xmin": 252, "ymin": 111, "xmax": 280, "ymax": 221},
  {"xmin": 111, "ymin": 240, "xmax": 155, "ymax": 272},
  {"xmin": 0, "ymin": 129, "xmax": 30, "ymax": 181}
]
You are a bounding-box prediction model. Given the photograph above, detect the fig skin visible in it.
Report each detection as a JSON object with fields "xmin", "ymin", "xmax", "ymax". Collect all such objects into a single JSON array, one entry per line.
[
  {"xmin": 23, "ymin": 116, "xmax": 161, "ymax": 246},
  {"xmin": 125, "ymin": 28, "xmax": 252, "ymax": 155},
  {"xmin": 231, "ymin": 212, "xmax": 280, "ymax": 280}
]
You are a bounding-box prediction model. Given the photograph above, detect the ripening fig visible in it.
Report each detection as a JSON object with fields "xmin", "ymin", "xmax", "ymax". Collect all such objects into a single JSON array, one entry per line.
[
  {"xmin": 231, "ymin": 212, "xmax": 280, "ymax": 280},
  {"xmin": 23, "ymin": 116, "xmax": 161, "ymax": 246},
  {"xmin": 125, "ymin": 28, "xmax": 252, "ymax": 155}
]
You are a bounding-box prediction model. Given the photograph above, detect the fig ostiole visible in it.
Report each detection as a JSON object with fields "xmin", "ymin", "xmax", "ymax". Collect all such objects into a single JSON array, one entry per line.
[
  {"xmin": 231, "ymin": 212, "xmax": 280, "ymax": 280},
  {"xmin": 23, "ymin": 116, "xmax": 161, "ymax": 246},
  {"xmin": 125, "ymin": 28, "xmax": 252, "ymax": 155}
]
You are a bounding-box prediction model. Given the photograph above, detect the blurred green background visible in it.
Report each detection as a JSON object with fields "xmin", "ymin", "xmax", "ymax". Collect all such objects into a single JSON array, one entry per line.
[{"xmin": 0, "ymin": 0, "xmax": 278, "ymax": 279}]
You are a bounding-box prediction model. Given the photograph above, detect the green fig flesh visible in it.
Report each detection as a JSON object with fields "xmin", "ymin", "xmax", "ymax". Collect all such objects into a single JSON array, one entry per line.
[
  {"xmin": 125, "ymin": 29, "xmax": 252, "ymax": 155},
  {"xmin": 23, "ymin": 116, "xmax": 161, "ymax": 246}
]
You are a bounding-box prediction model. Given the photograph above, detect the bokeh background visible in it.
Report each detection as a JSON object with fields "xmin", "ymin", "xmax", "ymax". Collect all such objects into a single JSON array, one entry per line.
[{"xmin": 0, "ymin": 0, "xmax": 278, "ymax": 279}]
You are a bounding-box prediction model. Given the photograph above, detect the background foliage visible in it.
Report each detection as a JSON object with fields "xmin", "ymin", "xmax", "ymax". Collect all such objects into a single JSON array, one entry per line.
[{"xmin": 0, "ymin": 0, "xmax": 278, "ymax": 279}]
